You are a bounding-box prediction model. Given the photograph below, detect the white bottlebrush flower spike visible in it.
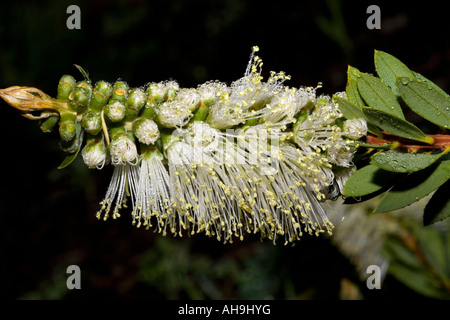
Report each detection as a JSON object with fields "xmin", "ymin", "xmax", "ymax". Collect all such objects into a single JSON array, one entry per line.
[{"xmin": 0, "ymin": 46, "xmax": 368, "ymax": 244}]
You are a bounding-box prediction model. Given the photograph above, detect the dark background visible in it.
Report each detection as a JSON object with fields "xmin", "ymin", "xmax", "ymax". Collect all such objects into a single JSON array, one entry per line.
[{"xmin": 1, "ymin": 0, "xmax": 449, "ymax": 300}]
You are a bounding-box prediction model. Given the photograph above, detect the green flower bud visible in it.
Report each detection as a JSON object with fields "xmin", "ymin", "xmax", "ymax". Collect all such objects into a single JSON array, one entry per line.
[
  {"xmin": 194, "ymin": 82, "xmax": 223, "ymax": 122},
  {"xmin": 164, "ymin": 80, "xmax": 179, "ymax": 101},
  {"xmin": 59, "ymin": 121, "xmax": 83, "ymax": 154},
  {"xmin": 140, "ymin": 104, "xmax": 157, "ymax": 119},
  {"xmin": 145, "ymin": 82, "xmax": 166, "ymax": 106},
  {"xmin": 81, "ymin": 111, "xmax": 102, "ymax": 135},
  {"xmin": 160, "ymin": 130, "xmax": 182, "ymax": 153},
  {"xmin": 89, "ymin": 81, "xmax": 113, "ymax": 112},
  {"xmin": 57, "ymin": 75, "xmax": 76, "ymax": 101},
  {"xmin": 82, "ymin": 136, "xmax": 108, "ymax": 169},
  {"xmin": 69, "ymin": 80, "xmax": 92, "ymax": 113},
  {"xmin": 125, "ymin": 88, "xmax": 146, "ymax": 120},
  {"xmin": 105, "ymin": 99, "xmax": 126, "ymax": 123},
  {"xmin": 59, "ymin": 112, "xmax": 77, "ymax": 142},
  {"xmin": 292, "ymin": 108, "xmax": 309, "ymax": 132},
  {"xmin": 111, "ymin": 81, "xmax": 129, "ymax": 103},
  {"xmin": 192, "ymin": 103, "xmax": 209, "ymax": 121},
  {"xmin": 197, "ymin": 81, "xmax": 220, "ymax": 107},
  {"xmin": 39, "ymin": 114, "xmax": 60, "ymax": 133},
  {"xmin": 155, "ymin": 88, "xmax": 199, "ymax": 128},
  {"xmin": 133, "ymin": 118, "xmax": 159, "ymax": 145}
]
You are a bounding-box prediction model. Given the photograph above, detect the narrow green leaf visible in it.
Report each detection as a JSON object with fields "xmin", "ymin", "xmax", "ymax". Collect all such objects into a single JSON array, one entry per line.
[
  {"xmin": 423, "ymin": 180, "xmax": 450, "ymax": 225},
  {"xmin": 333, "ymin": 95, "xmax": 382, "ymax": 136},
  {"xmin": 363, "ymin": 107, "xmax": 433, "ymax": 144},
  {"xmin": 357, "ymin": 72, "xmax": 405, "ymax": 119},
  {"xmin": 371, "ymin": 150, "xmax": 447, "ymax": 173},
  {"xmin": 342, "ymin": 164, "xmax": 401, "ymax": 197},
  {"xmin": 413, "ymin": 71, "xmax": 450, "ymax": 100},
  {"xmin": 374, "ymin": 50, "xmax": 414, "ymax": 96},
  {"xmin": 333, "ymin": 95, "xmax": 365, "ymax": 119},
  {"xmin": 397, "ymin": 77, "xmax": 450, "ymax": 129},
  {"xmin": 57, "ymin": 147, "xmax": 81, "ymax": 169},
  {"xmin": 346, "ymin": 66, "xmax": 364, "ymax": 108},
  {"xmin": 375, "ymin": 160, "xmax": 450, "ymax": 212},
  {"xmin": 74, "ymin": 64, "xmax": 91, "ymax": 84}
]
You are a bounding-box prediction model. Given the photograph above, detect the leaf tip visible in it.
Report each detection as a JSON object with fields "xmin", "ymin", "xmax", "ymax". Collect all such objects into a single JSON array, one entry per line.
[{"xmin": 422, "ymin": 136, "xmax": 435, "ymax": 145}]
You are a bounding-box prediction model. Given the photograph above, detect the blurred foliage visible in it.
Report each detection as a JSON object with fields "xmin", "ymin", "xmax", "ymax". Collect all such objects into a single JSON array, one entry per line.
[
  {"xmin": 1, "ymin": 0, "xmax": 450, "ymax": 300},
  {"xmin": 382, "ymin": 219, "xmax": 450, "ymax": 299}
]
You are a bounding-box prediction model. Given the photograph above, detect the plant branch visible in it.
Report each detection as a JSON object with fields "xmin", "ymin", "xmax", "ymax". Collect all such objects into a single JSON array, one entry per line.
[{"xmin": 366, "ymin": 132, "xmax": 450, "ymax": 152}]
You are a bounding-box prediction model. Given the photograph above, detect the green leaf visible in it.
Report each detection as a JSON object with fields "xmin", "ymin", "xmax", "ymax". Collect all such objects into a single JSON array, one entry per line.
[
  {"xmin": 363, "ymin": 107, "xmax": 434, "ymax": 144},
  {"xmin": 333, "ymin": 95, "xmax": 382, "ymax": 136},
  {"xmin": 413, "ymin": 71, "xmax": 450, "ymax": 100},
  {"xmin": 357, "ymin": 72, "xmax": 405, "ymax": 119},
  {"xmin": 371, "ymin": 150, "xmax": 447, "ymax": 173},
  {"xmin": 397, "ymin": 77, "xmax": 450, "ymax": 129},
  {"xmin": 374, "ymin": 50, "xmax": 414, "ymax": 96},
  {"xmin": 345, "ymin": 66, "xmax": 364, "ymax": 108},
  {"xmin": 423, "ymin": 180, "xmax": 450, "ymax": 225},
  {"xmin": 74, "ymin": 64, "xmax": 91, "ymax": 84},
  {"xmin": 342, "ymin": 164, "xmax": 401, "ymax": 197},
  {"xmin": 375, "ymin": 160, "xmax": 450, "ymax": 212},
  {"xmin": 333, "ymin": 95, "xmax": 364, "ymax": 119},
  {"xmin": 57, "ymin": 148, "xmax": 81, "ymax": 169}
]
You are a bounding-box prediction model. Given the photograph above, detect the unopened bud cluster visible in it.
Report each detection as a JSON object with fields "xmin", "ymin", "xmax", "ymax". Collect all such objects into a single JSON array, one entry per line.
[{"xmin": 1, "ymin": 47, "xmax": 367, "ymax": 244}]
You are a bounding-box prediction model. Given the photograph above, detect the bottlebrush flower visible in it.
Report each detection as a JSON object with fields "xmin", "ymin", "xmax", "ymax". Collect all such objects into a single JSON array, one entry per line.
[{"xmin": 0, "ymin": 46, "xmax": 369, "ymax": 245}]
